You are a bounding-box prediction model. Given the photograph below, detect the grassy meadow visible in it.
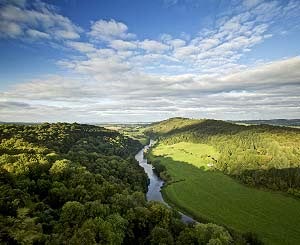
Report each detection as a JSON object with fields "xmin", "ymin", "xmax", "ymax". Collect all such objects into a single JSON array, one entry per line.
[
  {"xmin": 104, "ymin": 124, "xmax": 149, "ymax": 145},
  {"xmin": 150, "ymin": 142, "xmax": 300, "ymax": 245}
]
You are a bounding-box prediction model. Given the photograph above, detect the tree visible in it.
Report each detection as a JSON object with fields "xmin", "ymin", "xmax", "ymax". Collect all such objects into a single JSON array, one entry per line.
[
  {"xmin": 60, "ymin": 201, "xmax": 85, "ymax": 226},
  {"xmin": 49, "ymin": 159, "xmax": 72, "ymax": 177},
  {"xmin": 194, "ymin": 223, "xmax": 232, "ymax": 244},
  {"xmin": 8, "ymin": 208, "xmax": 44, "ymax": 244},
  {"xmin": 150, "ymin": 226, "xmax": 174, "ymax": 245}
]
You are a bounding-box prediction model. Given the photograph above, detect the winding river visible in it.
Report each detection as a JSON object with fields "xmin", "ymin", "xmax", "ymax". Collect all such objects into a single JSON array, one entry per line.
[{"xmin": 135, "ymin": 139, "xmax": 195, "ymax": 223}]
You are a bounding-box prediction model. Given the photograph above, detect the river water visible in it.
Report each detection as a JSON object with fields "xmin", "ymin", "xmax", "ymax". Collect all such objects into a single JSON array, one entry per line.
[{"xmin": 135, "ymin": 140, "xmax": 195, "ymax": 223}]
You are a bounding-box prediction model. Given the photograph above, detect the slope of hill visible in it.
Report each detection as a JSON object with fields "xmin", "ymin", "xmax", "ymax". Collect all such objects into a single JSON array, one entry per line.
[{"xmin": 146, "ymin": 117, "xmax": 300, "ymax": 195}]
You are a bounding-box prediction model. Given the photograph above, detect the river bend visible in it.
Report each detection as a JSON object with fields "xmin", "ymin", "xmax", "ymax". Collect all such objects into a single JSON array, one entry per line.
[{"xmin": 135, "ymin": 140, "xmax": 195, "ymax": 223}]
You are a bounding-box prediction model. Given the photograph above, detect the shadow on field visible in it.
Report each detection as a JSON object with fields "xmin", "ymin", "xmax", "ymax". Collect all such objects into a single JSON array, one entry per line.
[{"xmin": 152, "ymin": 154, "xmax": 300, "ymax": 245}]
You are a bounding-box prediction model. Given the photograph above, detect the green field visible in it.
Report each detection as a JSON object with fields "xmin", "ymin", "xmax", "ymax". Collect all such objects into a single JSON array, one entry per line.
[
  {"xmin": 104, "ymin": 124, "xmax": 149, "ymax": 145},
  {"xmin": 150, "ymin": 142, "xmax": 300, "ymax": 245}
]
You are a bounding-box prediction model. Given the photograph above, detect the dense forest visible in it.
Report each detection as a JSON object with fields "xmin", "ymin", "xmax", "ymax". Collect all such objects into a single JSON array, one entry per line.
[
  {"xmin": 0, "ymin": 123, "xmax": 253, "ymax": 244},
  {"xmin": 145, "ymin": 118, "xmax": 300, "ymax": 196}
]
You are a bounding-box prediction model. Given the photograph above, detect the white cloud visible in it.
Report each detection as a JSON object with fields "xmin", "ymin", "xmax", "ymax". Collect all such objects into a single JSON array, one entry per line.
[
  {"xmin": 2, "ymin": 56, "xmax": 299, "ymax": 122},
  {"xmin": 222, "ymin": 56, "xmax": 300, "ymax": 87},
  {"xmin": 27, "ymin": 29, "xmax": 50, "ymax": 39},
  {"xmin": 89, "ymin": 19, "xmax": 135, "ymax": 41},
  {"xmin": 198, "ymin": 38, "xmax": 220, "ymax": 50},
  {"xmin": 0, "ymin": 1, "xmax": 81, "ymax": 40},
  {"xmin": 66, "ymin": 41, "xmax": 96, "ymax": 53},
  {"xmin": 54, "ymin": 30, "xmax": 79, "ymax": 40},
  {"xmin": 59, "ymin": 52, "xmax": 132, "ymax": 81},
  {"xmin": 168, "ymin": 39, "xmax": 186, "ymax": 48},
  {"xmin": 109, "ymin": 39, "xmax": 137, "ymax": 50},
  {"xmin": 243, "ymin": 0, "xmax": 262, "ymax": 9},
  {"xmin": 139, "ymin": 39, "xmax": 170, "ymax": 53},
  {"xmin": 0, "ymin": 0, "xmax": 27, "ymax": 7},
  {"xmin": 0, "ymin": 21, "xmax": 23, "ymax": 37},
  {"xmin": 160, "ymin": 35, "xmax": 186, "ymax": 49},
  {"xmin": 173, "ymin": 45, "xmax": 198, "ymax": 59}
]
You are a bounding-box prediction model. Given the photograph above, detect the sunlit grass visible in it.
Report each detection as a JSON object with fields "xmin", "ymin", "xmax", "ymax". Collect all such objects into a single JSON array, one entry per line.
[
  {"xmin": 150, "ymin": 142, "xmax": 300, "ymax": 245},
  {"xmin": 152, "ymin": 142, "xmax": 219, "ymax": 169}
]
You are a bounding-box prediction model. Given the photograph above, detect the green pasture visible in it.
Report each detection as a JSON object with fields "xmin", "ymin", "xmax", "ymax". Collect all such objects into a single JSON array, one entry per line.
[{"xmin": 150, "ymin": 142, "xmax": 300, "ymax": 245}]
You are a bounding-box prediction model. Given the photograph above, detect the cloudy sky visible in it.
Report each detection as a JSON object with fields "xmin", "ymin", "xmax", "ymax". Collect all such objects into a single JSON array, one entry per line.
[{"xmin": 0, "ymin": 0, "xmax": 299, "ymax": 122}]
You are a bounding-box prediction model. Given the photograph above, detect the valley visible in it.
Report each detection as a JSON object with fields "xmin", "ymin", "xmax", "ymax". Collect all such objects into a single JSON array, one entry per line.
[{"xmin": 1, "ymin": 118, "xmax": 300, "ymax": 244}]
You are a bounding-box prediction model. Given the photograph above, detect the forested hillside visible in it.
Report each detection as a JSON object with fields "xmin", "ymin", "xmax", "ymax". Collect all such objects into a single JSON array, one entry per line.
[
  {"xmin": 146, "ymin": 118, "xmax": 300, "ymax": 196},
  {"xmin": 230, "ymin": 119, "xmax": 300, "ymax": 127},
  {"xmin": 0, "ymin": 123, "xmax": 248, "ymax": 244}
]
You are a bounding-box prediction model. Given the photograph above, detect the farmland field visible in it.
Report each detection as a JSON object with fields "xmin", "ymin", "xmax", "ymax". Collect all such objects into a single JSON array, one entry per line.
[{"xmin": 150, "ymin": 142, "xmax": 300, "ymax": 245}]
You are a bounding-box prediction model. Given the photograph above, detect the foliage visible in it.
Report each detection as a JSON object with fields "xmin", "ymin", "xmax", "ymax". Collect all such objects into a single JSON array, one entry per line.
[{"xmin": 0, "ymin": 123, "xmax": 242, "ymax": 244}]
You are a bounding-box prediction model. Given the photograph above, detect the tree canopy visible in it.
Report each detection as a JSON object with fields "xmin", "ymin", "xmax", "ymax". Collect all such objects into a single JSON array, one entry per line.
[{"xmin": 0, "ymin": 122, "xmax": 250, "ymax": 244}]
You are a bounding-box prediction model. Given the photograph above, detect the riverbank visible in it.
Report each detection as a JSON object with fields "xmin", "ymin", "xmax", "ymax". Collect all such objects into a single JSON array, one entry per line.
[{"xmin": 135, "ymin": 140, "xmax": 196, "ymax": 223}]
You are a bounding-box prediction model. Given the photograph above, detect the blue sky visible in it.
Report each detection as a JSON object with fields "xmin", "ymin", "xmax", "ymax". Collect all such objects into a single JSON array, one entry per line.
[{"xmin": 0, "ymin": 0, "xmax": 299, "ymax": 122}]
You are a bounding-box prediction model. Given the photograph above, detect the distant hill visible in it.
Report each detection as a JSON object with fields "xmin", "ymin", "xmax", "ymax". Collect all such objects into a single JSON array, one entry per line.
[
  {"xmin": 145, "ymin": 117, "xmax": 202, "ymax": 135},
  {"xmin": 230, "ymin": 119, "xmax": 300, "ymax": 127},
  {"xmin": 145, "ymin": 117, "xmax": 300, "ymax": 196},
  {"xmin": 0, "ymin": 121, "xmax": 40, "ymax": 125}
]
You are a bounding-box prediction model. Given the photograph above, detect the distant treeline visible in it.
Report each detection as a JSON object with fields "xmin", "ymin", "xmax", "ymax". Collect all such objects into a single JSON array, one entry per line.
[
  {"xmin": 230, "ymin": 119, "xmax": 300, "ymax": 127},
  {"xmin": 145, "ymin": 117, "xmax": 300, "ymax": 197},
  {"xmin": 0, "ymin": 123, "xmax": 254, "ymax": 244}
]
